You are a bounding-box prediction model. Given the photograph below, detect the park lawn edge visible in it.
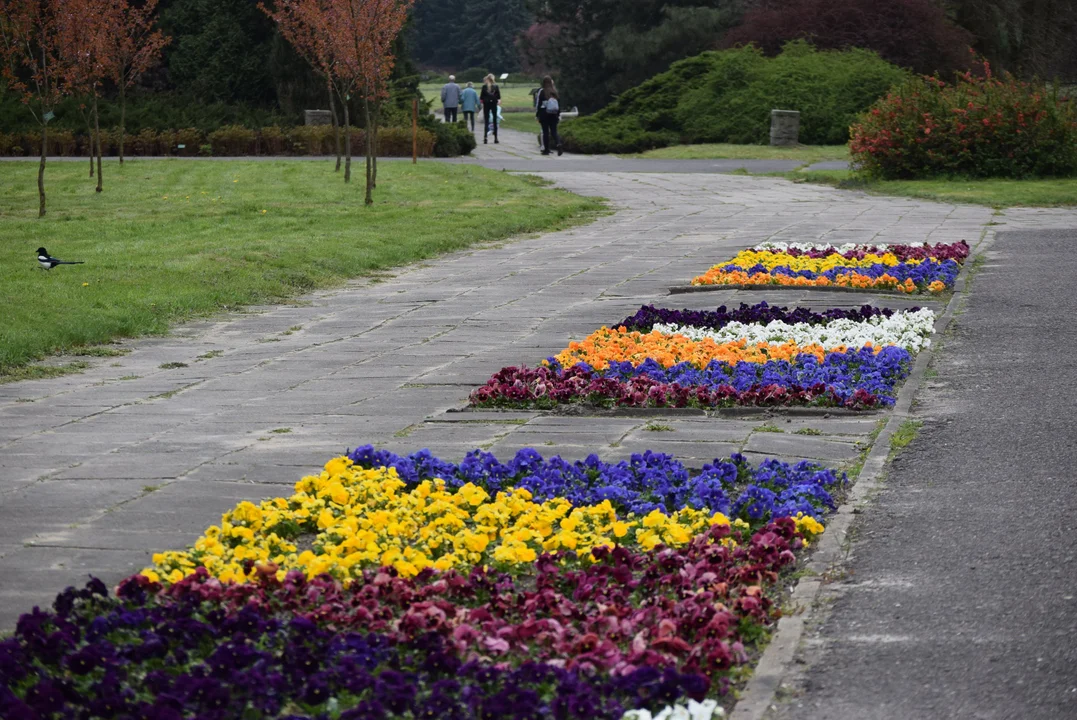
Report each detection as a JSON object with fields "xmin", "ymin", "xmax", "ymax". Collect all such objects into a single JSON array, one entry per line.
[
  {"xmin": 774, "ymin": 168, "xmax": 1077, "ymax": 208},
  {"xmin": 0, "ymin": 159, "xmax": 606, "ymax": 377}
]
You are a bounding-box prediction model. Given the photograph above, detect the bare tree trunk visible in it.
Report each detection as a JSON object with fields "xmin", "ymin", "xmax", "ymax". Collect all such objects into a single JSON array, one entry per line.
[
  {"xmin": 371, "ymin": 101, "xmax": 379, "ymax": 188},
  {"xmin": 38, "ymin": 123, "xmax": 47, "ymax": 217},
  {"xmin": 343, "ymin": 99, "xmax": 351, "ymax": 183},
  {"xmin": 119, "ymin": 83, "xmax": 126, "ymax": 165},
  {"xmin": 86, "ymin": 106, "xmax": 94, "ymax": 177},
  {"xmin": 328, "ymin": 80, "xmax": 341, "ymax": 171},
  {"xmin": 94, "ymin": 94, "xmax": 102, "ymax": 193},
  {"xmin": 363, "ymin": 97, "xmax": 373, "ymax": 205}
]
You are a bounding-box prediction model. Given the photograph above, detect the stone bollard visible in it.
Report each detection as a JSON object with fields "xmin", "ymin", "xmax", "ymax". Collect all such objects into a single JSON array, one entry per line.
[
  {"xmin": 769, "ymin": 109, "xmax": 800, "ymax": 146},
  {"xmin": 304, "ymin": 110, "xmax": 332, "ymax": 126}
]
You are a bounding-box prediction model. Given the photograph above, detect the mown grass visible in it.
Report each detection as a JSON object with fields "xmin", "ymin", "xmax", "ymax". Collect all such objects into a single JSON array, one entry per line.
[
  {"xmin": 419, "ymin": 83, "xmax": 537, "ymax": 112},
  {"xmin": 0, "ymin": 159, "xmax": 602, "ymax": 374},
  {"xmin": 630, "ymin": 143, "xmax": 850, "ymax": 163},
  {"xmin": 779, "ymin": 169, "xmax": 1077, "ymax": 207},
  {"xmin": 497, "ymin": 111, "xmax": 544, "ymax": 134}
]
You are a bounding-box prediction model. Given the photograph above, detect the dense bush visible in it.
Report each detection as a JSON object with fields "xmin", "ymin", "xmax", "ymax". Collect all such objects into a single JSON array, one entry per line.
[
  {"xmin": 0, "ymin": 90, "xmax": 293, "ymax": 134},
  {"xmin": 561, "ymin": 42, "xmax": 907, "ymax": 153},
  {"xmin": 0, "ymin": 126, "xmax": 440, "ymax": 158},
  {"xmin": 429, "ymin": 120, "xmax": 478, "ymax": 157},
  {"xmin": 722, "ymin": 0, "xmax": 973, "ymax": 77},
  {"xmin": 208, "ymin": 124, "xmax": 258, "ymax": 155},
  {"xmin": 455, "ymin": 66, "xmax": 492, "ymax": 83},
  {"xmin": 850, "ymin": 62, "xmax": 1077, "ymax": 179}
]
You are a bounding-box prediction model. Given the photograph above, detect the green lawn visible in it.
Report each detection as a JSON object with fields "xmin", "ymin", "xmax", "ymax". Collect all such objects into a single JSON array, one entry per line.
[
  {"xmin": 782, "ymin": 169, "xmax": 1077, "ymax": 207},
  {"xmin": 631, "ymin": 144, "xmax": 850, "ymax": 162},
  {"xmin": 0, "ymin": 159, "xmax": 602, "ymax": 374},
  {"xmin": 420, "ymin": 83, "xmax": 536, "ymax": 112},
  {"xmin": 497, "ymin": 111, "xmax": 543, "ymax": 134}
]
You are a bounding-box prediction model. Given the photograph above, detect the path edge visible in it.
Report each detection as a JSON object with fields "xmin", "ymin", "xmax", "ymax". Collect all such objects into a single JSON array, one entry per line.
[{"xmin": 727, "ymin": 224, "xmax": 996, "ymax": 720}]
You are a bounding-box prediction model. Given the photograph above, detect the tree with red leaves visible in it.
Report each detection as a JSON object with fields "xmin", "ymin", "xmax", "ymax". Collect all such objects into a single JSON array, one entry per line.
[
  {"xmin": 356, "ymin": 0, "xmax": 412, "ymax": 197},
  {"xmin": 55, "ymin": 0, "xmax": 107, "ymax": 191},
  {"xmin": 260, "ymin": 0, "xmax": 343, "ymax": 172},
  {"xmin": 96, "ymin": 0, "xmax": 169, "ymax": 165},
  {"xmin": 0, "ymin": 0, "xmax": 68, "ymax": 217},
  {"xmin": 723, "ymin": 0, "xmax": 974, "ymax": 77},
  {"xmin": 263, "ymin": 0, "xmax": 412, "ymax": 203}
]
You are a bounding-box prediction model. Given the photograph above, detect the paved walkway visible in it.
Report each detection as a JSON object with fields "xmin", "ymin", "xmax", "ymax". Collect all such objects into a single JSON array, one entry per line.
[
  {"xmin": 773, "ymin": 227, "xmax": 1077, "ymax": 720},
  {"xmin": 0, "ymin": 144, "xmax": 1068, "ymax": 636}
]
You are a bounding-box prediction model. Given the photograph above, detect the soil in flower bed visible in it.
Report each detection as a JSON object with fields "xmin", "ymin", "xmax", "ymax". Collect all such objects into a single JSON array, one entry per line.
[{"xmin": 689, "ymin": 241, "xmax": 969, "ymax": 294}]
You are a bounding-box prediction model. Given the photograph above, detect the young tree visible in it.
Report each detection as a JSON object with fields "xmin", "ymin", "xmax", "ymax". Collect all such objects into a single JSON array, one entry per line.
[
  {"xmin": 357, "ymin": 0, "xmax": 413, "ymax": 199},
  {"xmin": 260, "ymin": 0, "xmax": 343, "ymax": 171},
  {"xmin": 97, "ymin": 0, "xmax": 169, "ymax": 165},
  {"xmin": 265, "ymin": 0, "xmax": 412, "ymax": 200},
  {"xmin": 0, "ymin": 0, "xmax": 66, "ymax": 217},
  {"xmin": 56, "ymin": 0, "xmax": 106, "ymax": 191}
]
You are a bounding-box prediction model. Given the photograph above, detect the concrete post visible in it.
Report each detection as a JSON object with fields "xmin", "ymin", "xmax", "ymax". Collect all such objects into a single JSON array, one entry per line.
[
  {"xmin": 304, "ymin": 110, "xmax": 333, "ymax": 126},
  {"xmin": 770, "ymin": 109, "xmax": 801, "ymax": 146}
]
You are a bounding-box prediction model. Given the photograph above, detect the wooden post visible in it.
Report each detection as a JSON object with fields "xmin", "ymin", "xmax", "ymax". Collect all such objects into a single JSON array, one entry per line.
[{"xmin": 412, "ymin": 97, "xmax": 418, "ymax": 164}]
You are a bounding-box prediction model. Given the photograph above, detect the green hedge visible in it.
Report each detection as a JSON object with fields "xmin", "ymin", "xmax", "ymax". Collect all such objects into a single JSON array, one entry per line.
[
  {"xmin": 0, "ymin": 125, "xmax": 445, "ymax": 158},
  {"xmin": 561, "ymin": 41, "xmax": 908, "ymax": 153}
]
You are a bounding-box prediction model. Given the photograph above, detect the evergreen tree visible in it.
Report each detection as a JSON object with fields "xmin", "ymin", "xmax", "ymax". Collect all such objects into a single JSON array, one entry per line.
[
  {"xmin": 410, "ymin": 0, "xmax": 530, "ymax": 72},
  {"xmin": 158, "ymin": 0, "xmax": 278, "ymax": 105},
  {"xmin": 530, "ymin": 0, "xmax": 746, "ymax": 113}
]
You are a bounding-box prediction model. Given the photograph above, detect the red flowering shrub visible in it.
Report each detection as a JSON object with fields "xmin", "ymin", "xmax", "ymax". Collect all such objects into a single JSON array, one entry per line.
[{"xmin": 850, "ymin": 61, "xmax": 1077, "ymax": 179}]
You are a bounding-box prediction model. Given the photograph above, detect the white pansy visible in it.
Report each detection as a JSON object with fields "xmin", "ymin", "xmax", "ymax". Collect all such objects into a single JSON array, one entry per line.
[
  {"xmin": 622, "ymin": 700, "xmax": 725, "ymax": 720},
  {"xmin": 652, "ymin": 308, "xmax": 936, "ymax": 353},
  {"xmin": 752, "ymin": 241, "xmax": 925, "ymax": 254}
]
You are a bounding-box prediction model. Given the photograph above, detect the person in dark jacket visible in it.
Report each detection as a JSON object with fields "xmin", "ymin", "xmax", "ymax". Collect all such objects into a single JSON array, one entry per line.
[
  {"xmin": 535, "ymin": 75, "xmax": 562, "ymax": 156},
  {"xmin": 479, "ymin": 74, "xmax": 501, "ymax": 144}
]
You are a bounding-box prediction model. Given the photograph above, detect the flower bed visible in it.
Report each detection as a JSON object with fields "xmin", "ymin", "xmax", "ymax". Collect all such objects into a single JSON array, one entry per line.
[
  {"xmin": 470, "ymin": 302, "xmax": 931, "ymax": 411},
  {"xmin": 689, "ymin": 241, "xmax": 969, "ymax": 293},
  {"xmin": 147, "ymin": 448, "xmax": 838, "ymax": 584},
  {"xmin": 2, "ymin": 448, "xmax": 840, "ymax": 720}
]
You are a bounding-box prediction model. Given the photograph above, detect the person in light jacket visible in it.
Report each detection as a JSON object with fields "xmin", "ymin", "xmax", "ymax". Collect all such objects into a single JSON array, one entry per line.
[
  {"xmin": 480, "ymin": 74, "xmax": 501, "ymax": 144},
  {"xmin": 441, "ymin": 75, "xmax": 461, "ymax": 123},
  {"xmin": 460, "ymin": 82, "xmax": 480, "ymax": 132}
]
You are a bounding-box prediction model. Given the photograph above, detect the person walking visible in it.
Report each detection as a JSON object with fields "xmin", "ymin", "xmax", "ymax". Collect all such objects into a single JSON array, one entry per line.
[
  {"xmin": 535, "ymin": 75, "xmax": 562, "ymax": 156},
  {"xmin": 440, "ymin": 75, "xmax": 461, "ymax": 123},
  {"xmin": 460, "ymin": 81, "xmax": 480, "ymax": 132},
  {"xmin": 480, "ymin": 74, "xmax": 501, "ymax": 144}
]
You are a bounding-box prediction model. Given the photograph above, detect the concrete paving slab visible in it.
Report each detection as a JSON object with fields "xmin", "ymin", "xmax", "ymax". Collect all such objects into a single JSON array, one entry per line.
[{"xmin": 743, "ymin": 432, "xmax": 864, "ymax": 462}]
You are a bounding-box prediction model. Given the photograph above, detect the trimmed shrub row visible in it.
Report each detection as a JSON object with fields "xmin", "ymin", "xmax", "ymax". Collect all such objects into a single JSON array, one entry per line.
[
  {"xmin": 0, "ymin": 125, "xmax": 442, "ymax": 158},
  {"xmin": 561, "ymin": 42, "xmax": 907, "ymax": 154}
]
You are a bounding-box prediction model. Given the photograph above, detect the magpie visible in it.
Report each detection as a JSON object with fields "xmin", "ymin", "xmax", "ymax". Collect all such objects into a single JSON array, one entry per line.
[{"xmin": 37, "ymin": 247, "xmax": 84, "ymax": 271}]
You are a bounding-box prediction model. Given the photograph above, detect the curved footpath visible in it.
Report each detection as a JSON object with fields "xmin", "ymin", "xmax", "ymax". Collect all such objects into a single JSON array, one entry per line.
[{"xmin": 0, "ymin": 128, "xmax": 1074, "ymax": 715}]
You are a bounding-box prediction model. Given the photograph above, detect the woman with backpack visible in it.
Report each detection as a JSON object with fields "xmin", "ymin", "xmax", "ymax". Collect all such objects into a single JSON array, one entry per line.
[
  {"xmin": 480, "ymin": 74, "xmax": 501, "ymax": 144},
  {"xmin": 535, "ymin": 75, "xmax": 562, "ymax": 156}
]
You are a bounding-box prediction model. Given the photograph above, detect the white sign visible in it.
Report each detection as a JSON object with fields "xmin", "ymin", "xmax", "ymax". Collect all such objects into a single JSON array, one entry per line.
[
  {"xmin": 177, "ymin": 144, "xmax": 186, "ymax": 149},
  {"xmin": 499, "ymin": 73, "xmax": 508, "ymax": 80}
]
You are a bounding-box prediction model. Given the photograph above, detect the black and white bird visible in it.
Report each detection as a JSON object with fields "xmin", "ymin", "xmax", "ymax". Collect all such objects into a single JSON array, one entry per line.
[{"xmin": 37, "ymin": 247, "xmax": 84, "ymax": 271}]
